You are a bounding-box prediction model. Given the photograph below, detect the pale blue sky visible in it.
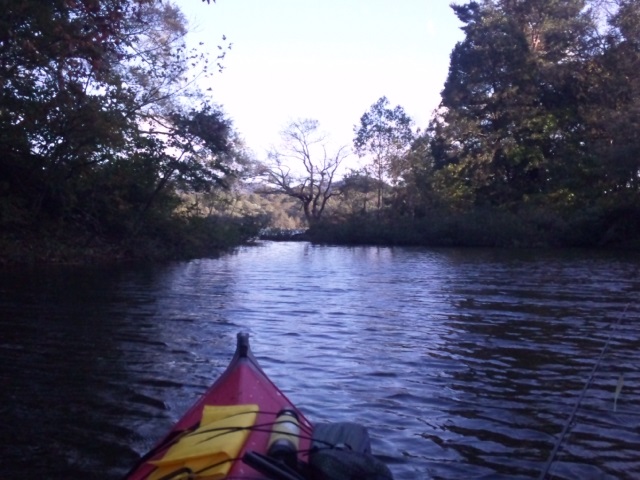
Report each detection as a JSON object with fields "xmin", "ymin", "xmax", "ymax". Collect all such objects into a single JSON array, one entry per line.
[{"xmin": 174, "ymin": 0, "xmax": 464, "ymax": 162}]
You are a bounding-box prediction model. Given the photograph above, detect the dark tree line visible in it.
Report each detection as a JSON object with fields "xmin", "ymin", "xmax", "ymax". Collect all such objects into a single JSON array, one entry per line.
[
  {"xmin": 312, "ymin": 0, "xmax": 640, "ymax": 248},
  {"xmin": 0, "ymin": 0, "xmax": 256, "ymax": 263},
  {"xmin": 3, "ymin": 0, "xmax": 639, "ymax": 260},
  {"xmin": 430, "ymin": 0, "xmax": 640, "ymax": 208}
]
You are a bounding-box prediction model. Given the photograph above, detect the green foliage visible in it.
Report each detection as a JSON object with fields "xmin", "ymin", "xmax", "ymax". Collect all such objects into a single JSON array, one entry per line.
[
  {"xmin": 6, "ymin": 0, "xmax": 638, "ymax": 257},
  {"xmin": 308, "ymin": 202, "xmax": 639, "ymax": 249},
  {"xmin": 353, "ymin": 97, "xmax": 415, "ymax": 209},
  {"xmin": 429, "ymin": 0, "xmax": 602, "ymax": 206},
  {"xmin": 0, "ymin": 0, "xmax": 248, "ymax": 264},
  {"xmin": 330, "ymin": 170, "xmax": 382, "ymax": 217},
  {"xmin": 315, "ymin": 0, "xmax": 640, "ymax": 248},
  {"xmin": 310, "ymin": 0, "xmax": 631, "ymax": 249},
  {"xmin": 583, "ymin": 1, "xmax": 640, "ymax": 196},
  {"xmin": 272, "ymin": 0, "xmax": 640, "ymax": 249},
  {"xmin": 184, "ymin": 188, "xmax": 306, "ymax": 231}
]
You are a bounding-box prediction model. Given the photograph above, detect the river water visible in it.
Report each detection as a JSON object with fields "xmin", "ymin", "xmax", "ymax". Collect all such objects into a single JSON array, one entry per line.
[{"xmin": 1, "ymin": 242, "xmax": 639, "ymax": 479}]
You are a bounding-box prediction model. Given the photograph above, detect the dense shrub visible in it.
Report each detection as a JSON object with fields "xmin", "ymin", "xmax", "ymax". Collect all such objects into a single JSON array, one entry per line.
[{"xmin": 307, "ymin": 204, "xmax": 640, "ymax": 249}]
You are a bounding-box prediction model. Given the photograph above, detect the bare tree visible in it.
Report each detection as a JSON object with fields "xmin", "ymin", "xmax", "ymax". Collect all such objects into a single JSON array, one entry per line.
[{"xmin": 262, "ymin": 119, "xmax": 349, "ymax": 225}]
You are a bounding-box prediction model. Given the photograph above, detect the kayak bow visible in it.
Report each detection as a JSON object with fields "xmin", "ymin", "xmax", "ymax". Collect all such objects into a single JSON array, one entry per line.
[
  {"xmin": 124, "ymin": 332, "xmax": 393, "ymax": 480},
  {"xmin": 124, "ymin": 332, "xmax": 313, "ymax": 480}
]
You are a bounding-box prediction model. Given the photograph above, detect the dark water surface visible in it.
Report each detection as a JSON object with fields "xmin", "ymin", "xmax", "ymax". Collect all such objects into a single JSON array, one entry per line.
[{"xmin": 1, "ymin": 242, "xmax": 639, "ymax": 479}]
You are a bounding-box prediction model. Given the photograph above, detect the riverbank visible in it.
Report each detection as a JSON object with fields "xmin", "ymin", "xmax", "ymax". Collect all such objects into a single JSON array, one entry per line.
[
  {"xmin": 4, "ymin": 205, "xmax": 638, "ymax": 266},
  {"xmin": 307, "ymin": 206, "xmax": 640, "ymax": 249},
  {"xmin": 0, "ymin": 216, "xmax": 262, "ymax": 266}
]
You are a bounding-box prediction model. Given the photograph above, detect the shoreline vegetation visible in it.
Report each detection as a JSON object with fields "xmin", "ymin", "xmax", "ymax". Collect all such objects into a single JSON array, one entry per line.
[
  {"xmin": 0, "ymin": 216, "xmax": 264, "ymax": 266},
  {"xmin": 306, "ymin": 207, "xmax": 640, "ymax": 249},
  {"xmin": 2, "ymin": 1, "xmax": 639, "ymax": 266},
  {"xmin": 1, "ymin": 202, "xmax": 638, "ymax": 267}
]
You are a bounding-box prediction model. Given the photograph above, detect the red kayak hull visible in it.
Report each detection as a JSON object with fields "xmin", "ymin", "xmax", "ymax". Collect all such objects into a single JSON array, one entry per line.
[{"xmin": 125, "ymin": 333, "xmax": 313, "ymax": 479}]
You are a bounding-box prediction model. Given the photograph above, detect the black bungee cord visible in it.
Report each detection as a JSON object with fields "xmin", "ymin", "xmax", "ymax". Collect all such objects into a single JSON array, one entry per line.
[{"xmin": 143, "ymin": 410, "xmax": 323, "ymax": 480}]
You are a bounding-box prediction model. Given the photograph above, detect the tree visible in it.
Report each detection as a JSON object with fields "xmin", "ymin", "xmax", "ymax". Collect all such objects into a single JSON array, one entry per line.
[
  {"xmin": 393, "ymin": 134, "xmax": 437, "ymax": 217},
  {"xmin": 262, "ymin": 119, "xmax": 348, "ymax": 225},
  {"xmin": 1, "ymin": 0, "xmax": 138, "ymax": 221},
  {"xmin": 336, "ymin": 169, "xmax": 382, "ymax": 216},
  {"xmin": 0, "ymin": 0, "xmax": 240, "ymax": 247},
  {"xmin": 430, "ymin": 0, "xmax": 599, "ymax": 207},
  {"xmin": 353, "ymin": 97, "xmax": 414, "ymax": 210},
  {"xmin": 585, "ymin": 0, "xmax": 640, "ymax": 197}
]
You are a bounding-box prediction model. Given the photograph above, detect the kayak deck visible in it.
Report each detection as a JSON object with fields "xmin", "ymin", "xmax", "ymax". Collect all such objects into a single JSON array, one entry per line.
[
  {"xmin": 125, "ymin": 333, "xmax": 393, "ymax": 480},
  {"xmin": 125, "ymin": 333, "xmax": 313, "ymax": 479}
]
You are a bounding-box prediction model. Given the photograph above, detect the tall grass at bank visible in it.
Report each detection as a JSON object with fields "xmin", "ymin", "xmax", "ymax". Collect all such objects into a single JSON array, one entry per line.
[{"xmin": 307, "ymin": 205, "xmax": 640, "ymax": 249}]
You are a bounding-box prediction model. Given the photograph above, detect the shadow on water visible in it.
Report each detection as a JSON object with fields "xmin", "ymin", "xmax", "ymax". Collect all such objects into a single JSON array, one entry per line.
[
  {"xmin": 0, "ymin": 263, "xmax": 241, "ymax": 479},
  {"xmin": 1, "ymin": 244, "xmax": 639, "ymax": 479}
]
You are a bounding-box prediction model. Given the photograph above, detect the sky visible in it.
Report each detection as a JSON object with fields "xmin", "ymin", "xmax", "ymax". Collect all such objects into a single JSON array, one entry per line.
[{"xmin": 174, "ymin": 0, "xmax": 465, "ymax": 166}]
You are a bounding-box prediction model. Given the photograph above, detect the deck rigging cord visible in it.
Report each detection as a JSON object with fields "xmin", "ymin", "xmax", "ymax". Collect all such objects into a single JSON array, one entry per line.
[
  {"xmin": 537, "ymin": 303, "xmax": 630, "ymax": 480},
  {"xmin": 126, "ymin": 409, "xmax": 314, "ymax": 470},
  {"xmin": 138, "ymin": 412, "xmax": 338, "ymax": 480}
]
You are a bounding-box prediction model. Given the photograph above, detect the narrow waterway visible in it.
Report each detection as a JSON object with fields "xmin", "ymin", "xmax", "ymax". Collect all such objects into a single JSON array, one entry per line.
[{"xmin": 1, "ymin": 242, "xmax": 639, "ymax": 479}]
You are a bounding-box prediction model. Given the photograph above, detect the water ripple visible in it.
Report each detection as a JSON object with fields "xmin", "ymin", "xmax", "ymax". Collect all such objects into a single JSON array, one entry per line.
[{"xmin": 1, "ymin": 244, "xmax": 639, "ymax": 479}]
